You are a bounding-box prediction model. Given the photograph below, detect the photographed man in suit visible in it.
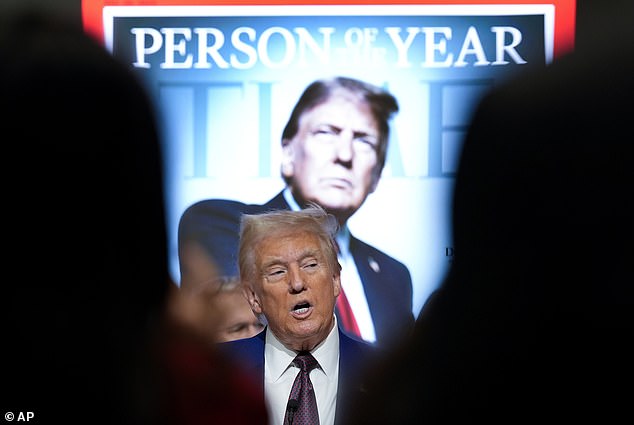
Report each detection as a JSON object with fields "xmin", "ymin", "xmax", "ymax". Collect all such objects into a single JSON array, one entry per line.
[
  {"xmin": 179, "ymin": 76, "xmax": 415, "ymax": 347},
  {"xmin": 217, "ymin": 206, "xmax": 378, "ymax": 425}
]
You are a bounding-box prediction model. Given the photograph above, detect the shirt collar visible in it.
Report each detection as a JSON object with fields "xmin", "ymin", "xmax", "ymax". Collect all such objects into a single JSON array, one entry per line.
[
  {"xmin": 335, "ymin": 226, "xmax": 351, "ymax": 258},
  {"xmin": 265, "ymin": 316, "xmax": 340, "ymax": 381},
  {"xmin": 282, "ymin": 187, "xmax": 301, "ymax": 211}
]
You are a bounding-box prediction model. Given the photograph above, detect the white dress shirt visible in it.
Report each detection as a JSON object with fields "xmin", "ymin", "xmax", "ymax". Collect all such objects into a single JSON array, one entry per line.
[
  {"xmin": 264, "ymin": 316, "xmax": 340, "ymax": 425},
  {"xmin": 283, "ymin": 188, "xmax": 377, "ymax": 343}
]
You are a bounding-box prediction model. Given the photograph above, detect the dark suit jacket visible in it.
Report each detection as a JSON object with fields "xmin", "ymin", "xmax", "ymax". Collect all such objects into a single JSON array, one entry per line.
[
  {"xmin": 217, "ymin": 328, "xmax": 379, "ymax": 425},
  {"xmin": 178, "ymin": 191, "xmax": 415, "ymax": 347}
]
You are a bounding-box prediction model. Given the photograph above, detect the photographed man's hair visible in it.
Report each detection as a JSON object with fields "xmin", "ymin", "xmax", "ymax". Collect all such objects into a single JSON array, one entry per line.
[
  {"xmin": 281, "ymin": 76, "xmax": 399, "ymax": 181},
  {"xmin": 238, "ymin": 204, "xmax": 340, "ymax": 286}
]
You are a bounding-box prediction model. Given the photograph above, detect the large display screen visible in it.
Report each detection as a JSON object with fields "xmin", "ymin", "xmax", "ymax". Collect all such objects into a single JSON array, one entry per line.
[{"xmin": 83, "ymin": 0, "xmax": 576, "ymax": 317}]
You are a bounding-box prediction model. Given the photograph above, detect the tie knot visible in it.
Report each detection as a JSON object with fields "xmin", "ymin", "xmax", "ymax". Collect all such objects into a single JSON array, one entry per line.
[{"xmin": 293, "ymin": 352, "xmax": 319, "ymax": 372}]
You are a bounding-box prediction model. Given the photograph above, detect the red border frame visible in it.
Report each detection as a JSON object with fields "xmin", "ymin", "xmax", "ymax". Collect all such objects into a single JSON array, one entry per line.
[{"xmin": 82, "ymin": 0, "xmax": 576, "ymax": 57}]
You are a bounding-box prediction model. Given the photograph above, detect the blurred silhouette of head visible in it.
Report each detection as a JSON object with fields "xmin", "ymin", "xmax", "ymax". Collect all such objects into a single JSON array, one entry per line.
[
  {"xmin": 346, "ymin": 8, "xmax": 634, "ymax": 422},
  {"xmin": 1, "ymin": 11, "xmax": 170, "ymax": 424},
  {"xmin": 428, "ymin": 13, "xmax": 634, "ymax": 420}
]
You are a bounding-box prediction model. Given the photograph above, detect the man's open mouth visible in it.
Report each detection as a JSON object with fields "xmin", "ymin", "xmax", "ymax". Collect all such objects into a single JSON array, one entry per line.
[{"xmin": 292, "ymin": 302, "xmax": 311, "ymax": 314}]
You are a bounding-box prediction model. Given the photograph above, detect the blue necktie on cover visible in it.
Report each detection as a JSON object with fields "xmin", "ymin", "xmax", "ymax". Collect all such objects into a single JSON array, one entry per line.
[{"xmin": 284, "ymin": 351, "xmax": 320, "ymax": 425}]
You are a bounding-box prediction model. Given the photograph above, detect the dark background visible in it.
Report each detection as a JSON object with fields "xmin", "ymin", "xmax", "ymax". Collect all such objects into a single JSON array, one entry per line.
[{"xmin": 1, "ymin": 0, "xmax": 81, "ymax": 23}]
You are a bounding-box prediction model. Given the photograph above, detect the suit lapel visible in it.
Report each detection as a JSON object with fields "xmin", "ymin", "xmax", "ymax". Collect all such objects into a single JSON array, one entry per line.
[
  {"xmin": 349, "ymin": 237, "xmax": 385, "ymax": 344},
  {"xmin": 261, "ymin": 191, "xmax": 289, "ymax": 210},
  {"xmin": 336, "ymin": 331, "xmax": 372, "ymax": 425}
]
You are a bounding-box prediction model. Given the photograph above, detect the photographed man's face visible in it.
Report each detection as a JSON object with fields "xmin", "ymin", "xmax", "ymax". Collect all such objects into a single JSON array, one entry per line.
[
  {"xmin": 245, "ymin": 230, "xmax": 340, "ymax": 351},
  {"xmin": 283, "ymin": 92, "xmax": 381, "ymax": 220},
  {"xmin": 214, "ymin": 289, "xmax": 264, "ymax": 343}
]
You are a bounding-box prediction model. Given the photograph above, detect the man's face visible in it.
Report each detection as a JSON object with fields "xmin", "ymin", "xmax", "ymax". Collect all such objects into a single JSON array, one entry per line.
[
  {"xmin": 214, "ymin": 289, "xmax": 265, "ymax": 343},
  {"xmin": 283, "ymin": 93, "xmax": 381, "ymax": 221},
  {"xmin": 245, "ymin": 230, "xmax": 340, "ymax": 352}
]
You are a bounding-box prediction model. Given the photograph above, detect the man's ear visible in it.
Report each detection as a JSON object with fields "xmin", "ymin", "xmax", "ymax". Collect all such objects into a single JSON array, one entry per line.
[
  {"xmin": 243, "ymin": 284, "xmax": 263, "ymax": 314},
  {"xmin": 368, "ymin": 167, "xmax": 382, "ymax": 194},
  {"xmin": 333, "ymin": 273, "xmax": 341, "ymax": 298},
  {"xmin": 281, "ymin": 140, "xmax": 295, "ymax": 178}
]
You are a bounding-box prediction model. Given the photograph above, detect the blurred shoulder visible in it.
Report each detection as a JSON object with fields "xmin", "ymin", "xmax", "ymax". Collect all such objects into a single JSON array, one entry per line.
[
  {"xmin": 182, "ymin": 198, "xmax": 249, "ymax": 218},
  {"xmin": 217, "ymin": 330, "xmax": 266, "ymax": 365}
]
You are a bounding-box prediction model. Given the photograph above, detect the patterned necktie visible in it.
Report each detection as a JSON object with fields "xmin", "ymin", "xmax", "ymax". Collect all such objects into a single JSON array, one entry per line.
[{"xmin": 284, "ymin": 352, "xmax": 320, "ymax": 425}]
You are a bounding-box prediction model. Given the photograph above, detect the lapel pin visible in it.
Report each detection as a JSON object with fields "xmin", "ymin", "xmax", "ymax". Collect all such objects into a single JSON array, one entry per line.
[{"xmin": 368, "ymin": 257, "xmax": 380, "ymax": 273}]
